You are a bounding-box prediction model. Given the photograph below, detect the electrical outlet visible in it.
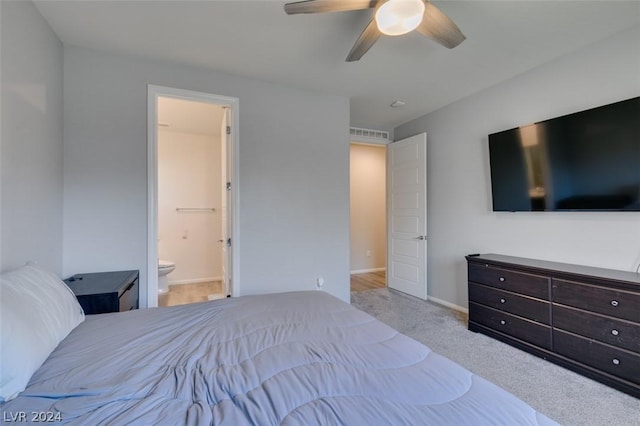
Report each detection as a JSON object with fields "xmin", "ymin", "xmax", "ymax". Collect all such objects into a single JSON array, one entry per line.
[{"xmin": 316, "ymin": 276, "xmax": 325, "ymax": 290}]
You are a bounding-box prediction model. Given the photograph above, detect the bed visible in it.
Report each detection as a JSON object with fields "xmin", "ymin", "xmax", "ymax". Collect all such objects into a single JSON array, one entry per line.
[{"xmin": 1, "ymin": 265, "xmax": 557, "ymax": 425}]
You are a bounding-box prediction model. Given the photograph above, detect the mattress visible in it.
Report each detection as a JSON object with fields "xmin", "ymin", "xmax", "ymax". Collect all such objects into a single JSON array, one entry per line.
[{"xmin": 1, "ymin": 291, "xmax": 557, "ymax": 425}]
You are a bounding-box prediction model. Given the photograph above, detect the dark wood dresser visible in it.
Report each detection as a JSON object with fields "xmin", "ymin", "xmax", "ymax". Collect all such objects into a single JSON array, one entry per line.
[
  {"xmin": 466, "ymin": 254, "xmax": 639, "ymax": 398},
  {"xmin": 64, "ymin": 270, "xmax": 139, "ymax": 314}
]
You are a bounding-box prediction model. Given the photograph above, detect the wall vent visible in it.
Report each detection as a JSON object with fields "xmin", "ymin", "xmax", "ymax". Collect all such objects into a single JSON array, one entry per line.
[{"xmin": 349, "ymin": 127, "xmax": 390, "ymax": 144}]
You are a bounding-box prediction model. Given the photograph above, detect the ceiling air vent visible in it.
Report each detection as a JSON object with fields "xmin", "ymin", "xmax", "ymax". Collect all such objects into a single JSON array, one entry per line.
[{"xmin": 349, "ymin": 127, "xmax": 390, "ymax": 144}]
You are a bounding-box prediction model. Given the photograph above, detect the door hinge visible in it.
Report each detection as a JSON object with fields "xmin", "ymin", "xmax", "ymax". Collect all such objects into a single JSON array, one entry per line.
[
  {"xmin": 226, "ymin": 238, "xmax": 231, "ymax": 247},
  {"xmin": 226, "ymin": 182, "xmax": 231, "ymax": 191},
  {"xmin": 226, "ymin": 126, "xmax": 231, "ymax": 135}
]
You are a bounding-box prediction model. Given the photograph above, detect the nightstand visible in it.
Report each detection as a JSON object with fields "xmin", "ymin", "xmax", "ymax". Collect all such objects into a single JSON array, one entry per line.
[{"xmin": 64, "ymin": 270, "xmax": 139, "ymax": 314}]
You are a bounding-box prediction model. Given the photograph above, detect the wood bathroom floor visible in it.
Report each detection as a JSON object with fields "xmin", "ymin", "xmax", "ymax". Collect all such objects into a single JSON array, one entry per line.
[
  {"xmin": 158, "ymin": 281, "xmax": 224, "ymax": 307},
  {"xmin": 158, "ymin": 271, "xmax": 385, "ymax": 307}
]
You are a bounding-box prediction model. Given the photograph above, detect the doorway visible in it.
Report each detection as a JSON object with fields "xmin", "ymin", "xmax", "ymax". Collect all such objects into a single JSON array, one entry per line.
[
  {"xmin": 147, "ymin": 85, "xmax": 239, "ymax": 308},
  {"xmin": 349, "ymin": 142, "xmax": 387, "ymax": 292},
  {"xmin": 348, "ymin": 132, "xmax": 428, "ymax": 300}
]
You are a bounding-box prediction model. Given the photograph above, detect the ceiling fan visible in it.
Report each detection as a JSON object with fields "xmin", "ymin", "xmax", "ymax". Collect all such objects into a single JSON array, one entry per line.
[{"xmin": 284, "ymin": 0, "xmax": 466, "ymax": 62}]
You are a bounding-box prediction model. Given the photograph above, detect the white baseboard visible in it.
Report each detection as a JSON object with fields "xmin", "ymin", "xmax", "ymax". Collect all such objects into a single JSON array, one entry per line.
[
  {"xmin": 169, "ymin": 276, "xmax": 223, "ymax": 286},
  {"xmin": 427, "ymin": 296, "xmax": 468, "ymax": 314},
  {"xmin": 350, "ymin": 267, "xmax": 386, "ymax": 275}
]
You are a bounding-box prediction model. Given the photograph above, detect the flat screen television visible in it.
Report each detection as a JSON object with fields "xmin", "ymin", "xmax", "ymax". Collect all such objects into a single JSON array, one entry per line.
[{"xmin": 488, "ymin": 97, "xmax": 640, "ymax": 212}]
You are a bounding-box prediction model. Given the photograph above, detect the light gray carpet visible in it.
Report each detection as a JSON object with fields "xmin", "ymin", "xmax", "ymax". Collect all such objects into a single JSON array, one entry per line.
[{"xmin": 351, "ymin": 288, "xmax": 639, "ymax": 426}]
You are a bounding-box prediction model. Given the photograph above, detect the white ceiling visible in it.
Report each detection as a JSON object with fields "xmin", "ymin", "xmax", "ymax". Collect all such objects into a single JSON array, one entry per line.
[{"xmin": 34, "ymin": 0, "xmax": 640, "ymax": 130}]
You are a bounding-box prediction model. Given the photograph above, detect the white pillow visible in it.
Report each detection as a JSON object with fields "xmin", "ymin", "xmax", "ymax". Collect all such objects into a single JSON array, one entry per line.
[{"xmin": 0, "ymin": 264, "xmax": 85, "ymax": 401}]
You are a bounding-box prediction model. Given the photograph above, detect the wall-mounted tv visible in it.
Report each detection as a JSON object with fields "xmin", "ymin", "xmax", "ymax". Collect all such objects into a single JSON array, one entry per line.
[{"xmin": 488, "ymin": 97, "xmax": 640, "ymax": 212}]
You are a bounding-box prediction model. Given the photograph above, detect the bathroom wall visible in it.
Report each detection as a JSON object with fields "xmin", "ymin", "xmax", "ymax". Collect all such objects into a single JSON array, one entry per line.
[
  {"xmin": 158, "ymin": 128, "xmax": 222, "ymax": 284},
  {"xmin": 350, "ymin": 144, "xmax": 386, "ymax": 273}
]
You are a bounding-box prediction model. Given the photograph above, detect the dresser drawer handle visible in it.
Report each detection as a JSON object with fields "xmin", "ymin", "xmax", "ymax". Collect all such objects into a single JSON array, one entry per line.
[
  {"xmin": 499, "ymin": 277, "xmax": 505, "ymax": 282},
  {"xmin": 500, "ymin": 320, "xmax": 506, "ymax": 325},
  {"xmin": 612, "ymin": 358, "xmax": 620, "ymax": 365},
  {"xmin": 610, "ymin": 300, "xmax": 619, "ymax": 307},
  {"xmin": 611, "ymin": 329, "xmax": 619, "ymax": 336},
  {"xmin": 500, "ymin": 298, "xmax": 506, "ymax": 304}
]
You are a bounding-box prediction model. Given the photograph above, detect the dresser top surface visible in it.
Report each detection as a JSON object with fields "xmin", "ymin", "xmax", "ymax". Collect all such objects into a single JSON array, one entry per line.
[
  {"xmin": 467, "ymin": 254, "xmax": 640, "ymax": 287},
  {"xmin": 64, "ymin": 270, "xmax": 139, "ymax": 296}
]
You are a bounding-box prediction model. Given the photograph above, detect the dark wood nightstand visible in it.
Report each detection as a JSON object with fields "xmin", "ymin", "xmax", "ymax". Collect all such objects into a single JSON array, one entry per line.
[{"xmin": 64, "ymin": 270, "xmax": 139, "ymax": 314}]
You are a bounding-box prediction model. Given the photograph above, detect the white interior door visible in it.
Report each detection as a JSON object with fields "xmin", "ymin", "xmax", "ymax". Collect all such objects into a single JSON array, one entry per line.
[
  {"xmin": 387, "ymin": 133, "xmax": 427, "ymax": 299},
  {"xmin": 220, "ymin": 108, "xmax": 233, "ymax": 297}
]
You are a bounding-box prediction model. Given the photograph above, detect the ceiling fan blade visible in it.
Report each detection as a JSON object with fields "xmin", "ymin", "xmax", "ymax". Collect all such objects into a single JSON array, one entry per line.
[
  {"xmin": 346, "ymin": 18, "xmax": 381, "ymax": 62},
  {"xmin": 416, "ymin": 1, "xmax": 466, "ymax": 49},
  {"xmin": 284, "ymin": 0, "xmax": 377, "ymax": 15}
]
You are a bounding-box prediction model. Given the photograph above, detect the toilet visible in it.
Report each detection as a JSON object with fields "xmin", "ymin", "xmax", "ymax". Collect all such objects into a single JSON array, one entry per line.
[{"xmin": 158, "ymin": 260, "xmax": 175, "ymax": 294}]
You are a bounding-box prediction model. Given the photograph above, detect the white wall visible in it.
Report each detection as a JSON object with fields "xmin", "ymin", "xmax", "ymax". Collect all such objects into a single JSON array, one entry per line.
[
  {"xmin": 0, "ymin": 1, "xmax": 63, "ymax": 275},
  {"xmin": 63, "ymin": 47, "xmax": 351, "ymax": 305},
  {"xmin": 158, "ymin": 129, "xmax": 222, "ymax": 283},
  {"xmin": 350, "ymin": 144, "xmax": 386, "ymax": 272},
  {"xmin": 395, "ymin": 26, "xmax": 640, "ymax": 310}
]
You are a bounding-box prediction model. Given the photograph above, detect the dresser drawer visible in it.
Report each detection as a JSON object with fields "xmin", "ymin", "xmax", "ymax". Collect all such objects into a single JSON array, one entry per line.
[
  {"xmin": 469, "ymin": 283, "xmax": 550, "ymax": 325},
  {"xmin": 468, "ymin": 263, "xmax": 549, "ymax": 299},
  {"xmin": 553, "ymin": 305, "xmax": 639, "ymax": 353},
  {"xmin": 469, "ymin": 302, "xmax": 551, "ymax": 349},
  {"xmin": 554, "ymin": 330, "xmax": 640, "ymax": 384},
  {"xmin": 552, "ymin": 279, "xmax": 640, "ymax": 323}
]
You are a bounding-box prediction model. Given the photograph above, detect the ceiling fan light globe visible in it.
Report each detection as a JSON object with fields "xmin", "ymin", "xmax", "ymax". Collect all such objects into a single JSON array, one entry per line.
[{"xmin": 375, "ymin": 0, "xmax": 425, "ymax": 36}]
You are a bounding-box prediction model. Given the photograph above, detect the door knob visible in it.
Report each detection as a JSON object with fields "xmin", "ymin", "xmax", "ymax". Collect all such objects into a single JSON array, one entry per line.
[{"xmin": 415, "ymin": 235, "xmax": 425, "ymax": 240}]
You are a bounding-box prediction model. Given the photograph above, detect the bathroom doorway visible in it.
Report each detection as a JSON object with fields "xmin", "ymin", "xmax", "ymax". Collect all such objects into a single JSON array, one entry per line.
[{"xmin": 147, "ymin": 86, "xmax": 239, "ymax": 308}]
